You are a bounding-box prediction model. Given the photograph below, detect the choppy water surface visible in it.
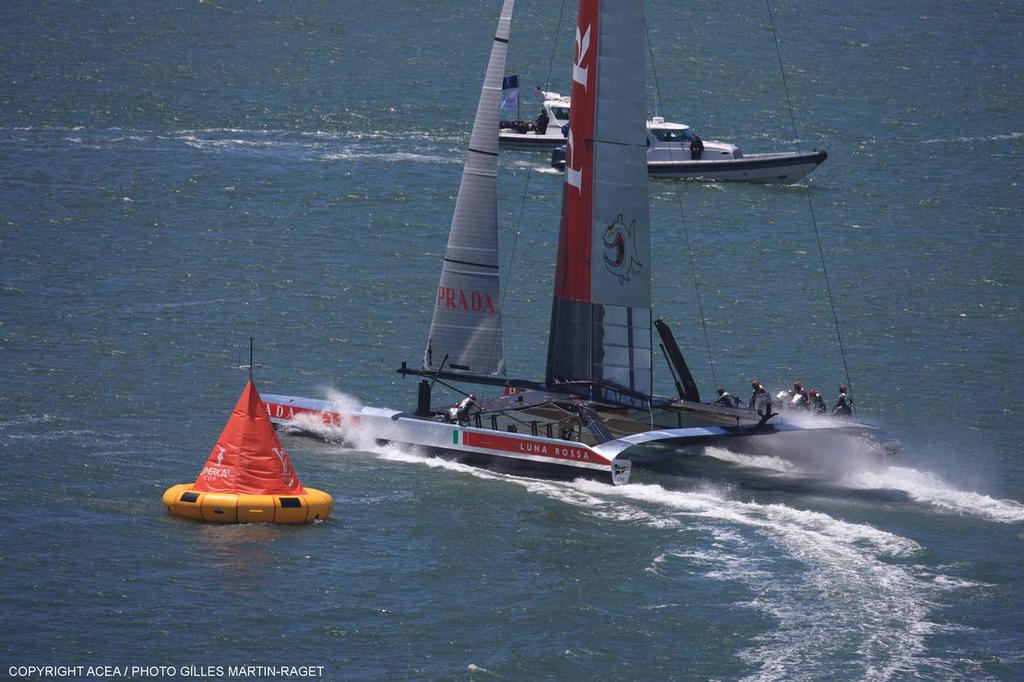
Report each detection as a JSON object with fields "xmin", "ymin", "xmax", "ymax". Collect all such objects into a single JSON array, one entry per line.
[{"xmin": 2, "ymin": 1, "xmax": 1022, "ymax": 679}]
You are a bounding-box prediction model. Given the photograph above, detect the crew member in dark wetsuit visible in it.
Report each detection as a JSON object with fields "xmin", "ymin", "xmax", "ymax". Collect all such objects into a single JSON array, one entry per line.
[
  {"xmin": 748, "ymin": 380, "xmax": 772, "ymax": 417},
  {"xmin": 535, "ymin": 108, "xmax": 549, "ymax": 135},
  {"xmin": 714, "ymin": 387, "xmax": 742, "ymax": 409},
  {"xmin": 832, "ymin": 384, "xmax": 854, "ymax": 418},
  {"xmin": 808, "ymin": 388, "xmax": 827, "ymax": 415},
  {"xmin": 690, "ymin": 133, "xmax": 704, "ymax": 160},
  {"xmin": 791, "ymin": 380, "xmax": 809, "ymax": 410}
]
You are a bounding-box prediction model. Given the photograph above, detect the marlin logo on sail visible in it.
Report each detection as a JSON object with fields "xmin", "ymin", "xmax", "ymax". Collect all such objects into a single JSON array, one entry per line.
[{"xmin": 602, "ymin": 215, "xmax": 642, "ymax": 283}]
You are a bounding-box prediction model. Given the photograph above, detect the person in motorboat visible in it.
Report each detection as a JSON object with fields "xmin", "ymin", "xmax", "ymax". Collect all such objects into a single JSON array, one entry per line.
[
  {"xmin": 690, "ymin": 133, "xmax": 704, "ymax": 160},
  {"xmin": 535, "ymin": 107, "xmax": 549, "ymax": 135},
  {"xmin": 808, "ymin": 388, "xmax": 827, "ymax": 415},
  {"xmin": 448, "ymin": 394, "xmax": 480, "ymax": 424},
  {"xmin": 832, "ymin": 384, "xmax": 854, "ymax": 418},
  {"xmin": 748, "ymin": 380, "xmax": 773, "ymax": 417},
  {"xmin": 714, "ymin": 387, "xmax": 743, "ymax": 409},
  {"xmin": 790, "ymin": 380, "xmax": 810, "ymax": 410}
]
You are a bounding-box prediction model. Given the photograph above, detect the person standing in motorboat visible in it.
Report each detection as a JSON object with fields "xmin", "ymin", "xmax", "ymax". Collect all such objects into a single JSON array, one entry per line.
[
  {"xmin": 748, "ymin": 380, "xmax": 772, "ymax": 417},
  {"xmin": 714, "ymin": 387, "xmax": 743, "ymax": 409},
  {"xmin": 690, "ymin": 133, "xmax": 704, "ymax": 160},
  {"xmin": 808, "ymin": 388, "xmax": 827, "ymax": 415},
  {"xmin": 535, "ymin": 107, "xmax": 549, "ymax": 135},
  {"xmin": 833, "ymin": 384, "xmax": 854, "ymax": 418}
]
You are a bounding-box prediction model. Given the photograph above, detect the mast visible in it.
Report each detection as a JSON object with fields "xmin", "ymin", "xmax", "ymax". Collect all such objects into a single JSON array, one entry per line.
[
  {"xmin": 546, "ymin": 0, "xmax": 652, "ymax": 401},
  {"xmin": 423, "ymin": 0, "xmax": 514, "ymax": 377}
]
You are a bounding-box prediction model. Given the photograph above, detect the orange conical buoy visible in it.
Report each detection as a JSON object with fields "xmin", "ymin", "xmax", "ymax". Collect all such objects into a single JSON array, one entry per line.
[{"xmin": 163, "ymin": 379, "xmax": 332, "ymax": 524}]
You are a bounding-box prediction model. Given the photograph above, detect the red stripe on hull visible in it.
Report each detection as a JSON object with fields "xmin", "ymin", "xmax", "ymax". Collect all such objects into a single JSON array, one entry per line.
[
  {"xmin": 264, "ymin": 402, "xmax": 359, "ymax": 428},
  {"xmin": 462, "ymin": 431, "xmax": 609, "ymax": 465}
]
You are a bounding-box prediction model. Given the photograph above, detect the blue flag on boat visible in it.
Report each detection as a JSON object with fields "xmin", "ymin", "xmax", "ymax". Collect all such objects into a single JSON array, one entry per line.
[{"xmin": 501, "ymin": 75, "xmax": 519, "ymax": 116}]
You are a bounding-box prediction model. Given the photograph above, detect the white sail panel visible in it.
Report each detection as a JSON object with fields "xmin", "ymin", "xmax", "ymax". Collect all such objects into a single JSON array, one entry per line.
[{"xmin": 424, "ymin": 0, "xmax": 514, "ymax": 376}]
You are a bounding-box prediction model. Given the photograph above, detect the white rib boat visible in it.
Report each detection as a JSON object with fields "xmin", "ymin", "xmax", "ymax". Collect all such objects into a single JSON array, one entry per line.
[{"xmin": 265, "ymin": 0, "xmax": 895, "ymax": 485}]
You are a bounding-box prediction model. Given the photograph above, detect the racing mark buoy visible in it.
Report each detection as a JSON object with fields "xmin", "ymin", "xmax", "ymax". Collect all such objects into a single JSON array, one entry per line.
[{"xmin": 163, "ymin": 379, "xmax": 332, "ymax": 524}]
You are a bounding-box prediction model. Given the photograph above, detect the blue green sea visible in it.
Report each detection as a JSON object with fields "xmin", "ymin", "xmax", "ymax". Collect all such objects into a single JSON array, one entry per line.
[{"xmin": 2, "ymin": 1, "xmax": 1022, "ymax": 679}]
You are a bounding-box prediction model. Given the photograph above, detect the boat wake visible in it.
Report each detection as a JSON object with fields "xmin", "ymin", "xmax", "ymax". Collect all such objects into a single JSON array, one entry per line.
[
  {"xmin": 5, "ymin": 126, "xmax": 465, "ymax": 166},
  {"xmin": 922, "ymin": 131, "xmax": 1022, "ymax": 144},
  {"xmin": 699, "ymin": 445, "xmax": 1024, "ymax": 525},
  {"xmin": 303, "ymin": 425, "xmax": 972, "ymax": 679},
  {"xmin": 841, "ymin": 465, "xmax": 1024, "ymax": 524}
]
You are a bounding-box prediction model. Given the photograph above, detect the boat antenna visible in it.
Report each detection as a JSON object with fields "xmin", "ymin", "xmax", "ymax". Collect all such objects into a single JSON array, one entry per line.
[
  {"xmin": 643, "ymin": 15, "xmax": 662, "ymax": 119},
  {"xmin": 541, "ymin": 0, "xmax": 569, "ymax": 94},
  {"xmin": 239, "ymin": 337, "xmax": 263, "ymax": 381},
  {"xmin": 765, "ymin": 0, "xmax": 855, "ymax": 411},
  {"xmin": 644, "ymin": 14, "xmax": 720, "ymax": 389}
]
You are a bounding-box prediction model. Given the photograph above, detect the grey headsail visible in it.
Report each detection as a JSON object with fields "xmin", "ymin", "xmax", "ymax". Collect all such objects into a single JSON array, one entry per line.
[
  {"xmin": 546, "ymin": 0, "xmax": 652, "ymax": 401},
  {"xmin": 423, "ymin": 0, "xmax": 513, "ymax": 377}
]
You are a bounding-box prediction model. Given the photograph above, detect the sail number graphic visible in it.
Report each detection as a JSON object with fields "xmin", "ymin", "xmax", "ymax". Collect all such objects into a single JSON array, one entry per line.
[
  {"xmin": 573, "ymin": 24, "xmax": 591, "ymax": 88},
  {"xmin": 566, "ymin": 21, "xmax": 592, "ymax": 192}
]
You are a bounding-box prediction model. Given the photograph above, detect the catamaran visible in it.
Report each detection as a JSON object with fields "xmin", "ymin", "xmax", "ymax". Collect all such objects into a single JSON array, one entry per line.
[{"xmin": 264, "ymin": 0, "xmax": 896, "ymax": 485}]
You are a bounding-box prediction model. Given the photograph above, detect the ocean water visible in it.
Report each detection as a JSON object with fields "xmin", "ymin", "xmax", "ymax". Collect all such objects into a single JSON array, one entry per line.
[{"xmin": 2, "ymin": 1, "xmax": 1022, "ymax": 679}]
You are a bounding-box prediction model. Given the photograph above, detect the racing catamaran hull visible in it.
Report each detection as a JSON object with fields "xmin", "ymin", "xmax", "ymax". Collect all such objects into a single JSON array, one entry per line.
[
  {"xmin": 263, "ymin": 394, "xmax": 632, "ymax": 485},
  {"xmin": 262, "ymin": 392, "xmax": 895, "ymax": 485}
]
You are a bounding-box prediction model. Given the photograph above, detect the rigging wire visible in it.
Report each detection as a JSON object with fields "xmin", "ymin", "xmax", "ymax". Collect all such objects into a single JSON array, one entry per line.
[
  {"xmin": 643, "ymin": 15, "xmax": 720, "ymax": 390},
  {"xmin": 500, "ymin": 0, "xmax": 569, "ymax": 309},
  {"xmin": 765, "ymin": 0, "xmax": 855, "ymax": 409}
]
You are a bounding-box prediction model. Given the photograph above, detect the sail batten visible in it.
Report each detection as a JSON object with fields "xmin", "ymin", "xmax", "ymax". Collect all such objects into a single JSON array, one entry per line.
[
  {"xmin": 547, "ymin": 0, "xmax": 652, "ymax": 401},
  {"xmin": 423, "ymin": 0, "xmax": 514, "ymax": 377}
]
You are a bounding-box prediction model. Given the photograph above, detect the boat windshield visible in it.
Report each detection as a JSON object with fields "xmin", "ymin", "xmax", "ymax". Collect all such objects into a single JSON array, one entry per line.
[
  {"xmin": 651, "ymin": 127, "xmax": 695, "ymax": 143},
  {"xmin": 549, "ymin": 105, "xmax": 570, "ymax": 122}
]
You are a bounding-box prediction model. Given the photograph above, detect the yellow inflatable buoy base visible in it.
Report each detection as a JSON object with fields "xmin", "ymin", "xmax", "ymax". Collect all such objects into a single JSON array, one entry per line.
[{"xmin": 162, "ymin": 483, "xmax": 333, "ymax": 524}]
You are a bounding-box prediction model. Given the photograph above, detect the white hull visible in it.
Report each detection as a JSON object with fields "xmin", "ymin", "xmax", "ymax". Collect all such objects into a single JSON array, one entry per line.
[
  {"xmin": 498, "ymin": 129, "xmax": 566, "ymax": 152},
  {"xmin": 552, "ymin": 147, "xmax": 828, "ymax": 183},
  {"xmin": 647, "ymin": 150, "xmax": 828, "ymax": 182},
  {"xmin": 263, "ymin": 393, "xmax": 633, "ymax": 485}
]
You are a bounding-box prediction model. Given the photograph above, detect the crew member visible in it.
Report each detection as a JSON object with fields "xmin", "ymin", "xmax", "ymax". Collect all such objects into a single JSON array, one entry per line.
[
  {"xmin": 690, "ymin": 133, "xmax": 704, "ymax": 160},
  {"xmin": 791, "ymin": 380, "xmax": 809, "ymax": 410},
  {"xmin": 808, "ymin": 388, "xmax": 827, "ymax": 415},
  {"xmin": 535, "ymin": 108, "xmax": 549, "ymax": 135},
  {"xmin": 448, "ymin": 394, "xmax": 479, "ymax": 424},
  {"xmin": 832, "ymin": 384, "xmax": 854, "ymax": 418},
  {"xmin": 748, "ymin": 380, "xmax": 772, "ymax": 417},
  {"xmin": 714, "ymin": 387, "xmax": 742, "ymax": 409}
]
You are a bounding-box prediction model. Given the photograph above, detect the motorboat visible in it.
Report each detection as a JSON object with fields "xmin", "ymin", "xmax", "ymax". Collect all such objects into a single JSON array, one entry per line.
[
  {"xmin": 550, "ymin": 114, "xmax": 827, "ymax": 182},
  {"xmin": 498, "ymin": 91, "xmax": 571, "ymax": 151}
]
